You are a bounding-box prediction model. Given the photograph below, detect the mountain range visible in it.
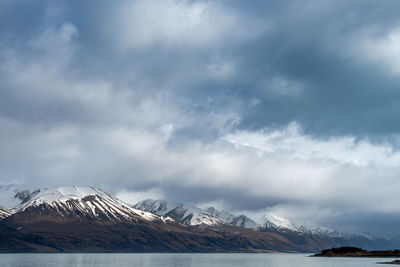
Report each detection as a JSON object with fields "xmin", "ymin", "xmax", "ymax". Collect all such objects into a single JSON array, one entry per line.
[
  {"xmin": 133, "ymin": 199, "xmax": 260, "ymax": 230},
  {"xmin": 0, "ymin": 185, "xmax": 398, "ymax": 253}
]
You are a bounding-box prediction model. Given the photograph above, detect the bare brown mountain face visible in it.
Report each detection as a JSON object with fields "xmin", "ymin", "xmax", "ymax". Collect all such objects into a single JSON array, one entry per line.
[
  {"xmin": 0, "ymin": 205, "xmax": 334, "ymax": 253},
  {"xmin": 0, "ymin": 186, "xmax": 396, "ymax": 253}
]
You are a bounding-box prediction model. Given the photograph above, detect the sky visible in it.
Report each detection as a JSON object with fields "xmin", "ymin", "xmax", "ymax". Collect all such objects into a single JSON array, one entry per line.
[{"xmin": 1, "ymin": 0, "xmax": 400, "ymax": 235}]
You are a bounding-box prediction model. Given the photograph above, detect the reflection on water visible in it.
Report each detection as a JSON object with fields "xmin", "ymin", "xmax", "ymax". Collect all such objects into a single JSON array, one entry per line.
[{"xmin": 0, "ymin": 253, "xmax": 393, "ymax": 267}]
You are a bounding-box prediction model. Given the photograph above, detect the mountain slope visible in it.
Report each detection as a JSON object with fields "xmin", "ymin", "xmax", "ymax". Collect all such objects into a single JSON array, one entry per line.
[
  {"xmin": 0, "ymin": 218, "xmax": 326, "ymax": 253},
  {"xmin": 0, "ymin": 208, "xmax": 10, "ymax": 219}
]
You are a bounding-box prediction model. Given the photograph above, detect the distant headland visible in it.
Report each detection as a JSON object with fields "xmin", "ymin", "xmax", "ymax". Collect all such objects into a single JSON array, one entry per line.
[{"xmin": 313, "ymin": 247, "xmax": 400, "ymax": 257}]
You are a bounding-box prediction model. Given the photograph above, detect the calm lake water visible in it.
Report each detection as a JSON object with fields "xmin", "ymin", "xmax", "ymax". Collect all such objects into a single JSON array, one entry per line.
[{"xmin": 0, "ymin": 253, "xmax": 395, "ymax": 267}]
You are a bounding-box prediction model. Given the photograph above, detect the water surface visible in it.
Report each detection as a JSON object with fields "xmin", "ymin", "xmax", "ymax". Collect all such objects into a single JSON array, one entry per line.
[{"xmin": 0, "ymin": 253, "xmax": 394, "ymax": 267}]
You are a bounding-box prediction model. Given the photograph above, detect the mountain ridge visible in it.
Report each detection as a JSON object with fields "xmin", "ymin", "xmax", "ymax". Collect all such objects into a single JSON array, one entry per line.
[
  {"xmin": 133, "ymin": 199, "xmax": 260, "ymax": 230},
  {"xmin": 0, "ymin": 185, "xmax": 398, "ymax": 252}
]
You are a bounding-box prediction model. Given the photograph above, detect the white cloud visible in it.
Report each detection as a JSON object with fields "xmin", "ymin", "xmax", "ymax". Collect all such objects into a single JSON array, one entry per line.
[
  {"xmin": 350, "ymin": 26, "xmax": 400, "ymax": 75},
  {"xmin": 116, "ymin": 188, "xmax": 164, "ymax": 205},
  {"xmin": 261, "ymin": 76, "xmax": 304, "ymax": 97},
  {"xmin": 109, "ymin": 0, "xmax": 266, "ymax": 51},
  {"xmin": 219, "ymin": 123, "xmax": 400, "ymax": 213},
  {"xmin": 224, "ymin": 122, "xmax": 400, "ymax": 168}
]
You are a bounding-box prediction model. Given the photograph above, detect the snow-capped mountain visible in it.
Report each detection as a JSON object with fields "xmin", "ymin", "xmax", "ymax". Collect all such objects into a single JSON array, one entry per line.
[
  {"xmin": 0, "ymin": 185, "xmax": 394, "ymax": 253},
  {"xmin": 0, "ymin": 185, "xmax": 350, "ymax": 236},
  {"xmin": 134, "ymin": 199, "xmax": 260, "ymax": 229},
  {"xmin": 296, "ymin": 224, "xmax": 344, "ymax": 238},
  {"xmin": 263, "ymin": 213, "xmax": 343, "ymax": 237},
  {"xmin": 0, "ymin": 184, "xmax": 31, "ymax": 209},
  {"xmin": 263, "ymin": 213, "xmax": 298, "ymax": 232},
  {"xmin": 6, "ymin": 186, "xmax": 161, "ymax": 223},
  {"xmin": 231, "ymin": 215, "xmax": 261, "ymax": 230},
  {"xmin": 0, "ymin": 185, "xmax": 362, "ymax": 238},
  {"xmin": 134, "ymin": 199, "xmax": 227, "ymax": 226},
  {"xmin": 206, "ymin": 207, "xmax": 260, "ymax": 230}
]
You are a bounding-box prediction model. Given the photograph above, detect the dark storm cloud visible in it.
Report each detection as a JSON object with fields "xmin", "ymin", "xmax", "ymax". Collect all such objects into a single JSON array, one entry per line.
[
  {"xmin": 221, "ymin": 0, "xmax": 400, "ymax": 138},
  {"xmin": 2, "ymin": 0, "xmax": 400, "ymax": 235},
  {"xmin": 5, "ymin": 0, "xmax": 400, "ymax": 139}
]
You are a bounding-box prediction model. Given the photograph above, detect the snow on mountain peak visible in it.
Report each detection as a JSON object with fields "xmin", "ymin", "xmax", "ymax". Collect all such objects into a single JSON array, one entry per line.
[
  {"xmin": 231, "ymin": 215, "xmax": 261, "ymax": 230},
  {"xmin": 206, "ymin": 207, "xmax": 234, "ymax": 222},
  {"xmin": 18, "ymin": 186, "xmax": 106, "ymax": 205},
  {"xmin": 263, "ymin": 213, "xmax": 344, "ymax": 237},
  {"xmin": 264, "ymin": 213, "xmax": 297, "ymax": 231},
  {"xmin": 10, "ymin": 186, "xmax": 160, "ymax": 223},
  {"xmin": 134, "ymin": 199, "xmax": 227, "ymax": 226},
  {"xmin": 0, "ymin": 184, "xmax": 30, "ymax": 209},
  {"xmin": 134, "ymin": 199, "xmax": 260, "ymax": 229},
  {"xmin": 296, "ymin": 224, "xmax": 344, "ymax": 238}
]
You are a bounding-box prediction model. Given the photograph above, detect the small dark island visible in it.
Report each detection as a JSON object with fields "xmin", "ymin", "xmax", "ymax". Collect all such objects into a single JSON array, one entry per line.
[{"xmin": 313, "ymin": 247, "xmax": 400, "ymax": 257}]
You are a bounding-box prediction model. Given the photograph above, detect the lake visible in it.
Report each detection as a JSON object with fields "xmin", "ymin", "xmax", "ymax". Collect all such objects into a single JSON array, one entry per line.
[{"xmin": 0, "ymin": 253, "xmax": 395, "ymax": 267}]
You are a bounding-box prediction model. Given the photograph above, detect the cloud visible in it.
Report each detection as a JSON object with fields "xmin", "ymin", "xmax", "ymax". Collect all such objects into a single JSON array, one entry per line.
[
  {"xmin": 107, "ymin": 0, "xmax": 266, "ymax": 51},
  {"xmin": 225, "ymin": 122, "xmax": 400, "ymax": 168},
  {"xmin": 352, "ymin": 26, "xmax": 400, "ymax": 75},
  {"xmin": 116, "ymin": 188, "xmax": 164, "ymax": 205}
]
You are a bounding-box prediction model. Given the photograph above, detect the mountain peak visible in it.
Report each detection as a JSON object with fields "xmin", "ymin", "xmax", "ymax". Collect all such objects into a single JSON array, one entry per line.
[
  {"xmin": 3, "ymin": 186, "xmax": 161, "ymax": 223},
  {"xmin": 263, "ymin": 213, "xmax": 345, "ymax": 238},
  {"xmin": 134, "ymin": 199, "xmax": 226, "ymax": 226},
  {"xmin": 134, "ymin": 199, "xmax": 260, "ymax": 229},
  {"xmin": 14, "ymin": 186, "xmax": 111, "ymax": 210},
  {"xmin": 264, "ymin": 213, "xmax": 297, "ymax": 231}
]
